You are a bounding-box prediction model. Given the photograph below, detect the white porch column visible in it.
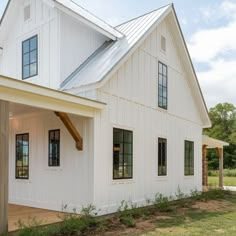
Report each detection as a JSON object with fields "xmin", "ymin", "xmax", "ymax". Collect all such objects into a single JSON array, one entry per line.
[{"xmin": 0, "ymin": 100, "xmax": 9, "ymax": 234}]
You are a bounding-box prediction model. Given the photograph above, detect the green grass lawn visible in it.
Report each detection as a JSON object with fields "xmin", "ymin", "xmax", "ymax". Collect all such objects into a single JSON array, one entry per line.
[
  {"xmin": 143, "ymin": 191, "xmax": 236, "ymax": 236},
  {"xmin": 208, "ymin": 176, "xmax": 236, "ymax": 186}
]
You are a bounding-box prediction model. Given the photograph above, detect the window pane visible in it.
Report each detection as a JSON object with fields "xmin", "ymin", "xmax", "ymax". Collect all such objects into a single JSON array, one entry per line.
[
  {"xmin": 114, "ymin": 130, "xmax": 123, "ymax": 143},
  {"xmin": 159, "ymin": 62, "xmax": 162, "ymax": 74},
  {"xmin": 124, "ymin": 154, "xmax": 132, "ymax": 166},
  {"xmin": 30, "ymin": 50, "xmax": 37, "ymax": 63},
  {"xmin": 163, "ymin": 76, "xmax": 167, "ymax": 87},
  {"xmin": 158, "ymin": 85, "xmax": 163, "ymax": 97},
  {"xmin": 163, "ymin": 98, "xmax": 167, "ymax": 109},
  {"xmin": 159, "ymin": 75, "xmax": 163, "ymax": 86},
  {"xmin": 163, "ymin": 65, "xmax": 167, "ymax": 76},
  {"xmin": 163, "ymin": 88, "xmax": 167, "ymax": 99},
  {"xmin": 30, "ymin": 63, "xmax": 37, "ymax": 76},
  {"xmin": 23, "ymin": 40, "xmax": 30, "ymax": 53},
  {"xmin": 158, "ymin": 96, "xmax": 163, "ymax": 107},
  {"xmin": 113, "ymin": 165, "xmax": 123, "ymax": 179},
  {"xmin": 23, "ymin": 53, "xmax": 30, "ymax": 66},
  {"xmin": 30, "ymin": 37, "xmax": 37, "ymax": 50},
  {"xmin": 23, "ymin": 65, "xmax": 30, "ymax": 79},
  {"xmin": 124, "ymin": 143, "xmax": 132, "ymax": 154},
  {"xmin": 124, "ymin": 131, "xmax": 132, "ymax": 143},
  {"xmin": 124, "ymin": 165, "xmax": 132, "ymax": 178}
]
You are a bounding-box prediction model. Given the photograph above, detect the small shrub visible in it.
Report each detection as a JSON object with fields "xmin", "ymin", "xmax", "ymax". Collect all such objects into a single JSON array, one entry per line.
[
  {"xmin": 190, "ymin": 188, "xmax": 202, "ymax": 199},
  {"xmin": 175, "ymin": 186, "xmax": 186, "ymax": 200},
  {"xmin": 153, "ymin": 193, "xmax": 171, "ymax": 212},
  {"xmin": 81, "ymin": 204, "xmax": 99, "ymax": 217},
  {"xmin": 119, "ymin": 215, "xmax": 135, "ymax": 227}
]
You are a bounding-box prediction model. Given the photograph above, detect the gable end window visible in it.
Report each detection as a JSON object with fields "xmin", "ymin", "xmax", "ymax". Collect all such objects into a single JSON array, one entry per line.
[
  {"xmin": 158, "ymin": 62, "xmax": 168, "ymax": 109},
  {"xmin": 16, "ymin": 133, "xmax": 29, "ymax": 179},
  {"xmin": 22, "ymin": 35, "xmax": 38, "ymax": 80},
  {"xmin": 184, "ymin": 140, "xmax": 194, "ymax": 176},
  {"xmin": 49, "ymin": 129, "xmax": 60, "ymax": 167},
  {"xmin": 158, "ymin": 138, "xmax": 167, "ymax": 176},
  {"xmin": 113, "ymin": 128, "xmax": 133, "ymax": 179}
]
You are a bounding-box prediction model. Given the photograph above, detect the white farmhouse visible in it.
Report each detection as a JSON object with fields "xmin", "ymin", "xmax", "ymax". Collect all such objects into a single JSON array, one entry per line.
[{"xmin": 0, "ymin": 0, "xmax": 212, "ymax": 232}]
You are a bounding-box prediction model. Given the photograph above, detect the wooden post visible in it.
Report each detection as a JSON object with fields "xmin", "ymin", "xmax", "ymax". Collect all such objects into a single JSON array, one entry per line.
[
  {"xmin": 0, "ymin": 100, "xmax": 9, "ymax": 234},
  {"xmin": 217, "ymin": 147, "xmax": 224, "ymax": 189},
  {"xmin": 202, "ymin": 145, "xmax": 208, "ymax": 189}
]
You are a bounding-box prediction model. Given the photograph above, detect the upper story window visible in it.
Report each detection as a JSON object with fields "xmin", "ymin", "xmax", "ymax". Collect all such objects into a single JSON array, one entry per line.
[
  {"xmin": 22, "ymin": 35, "xmax": 38, "ymax": 80},
  {"xmin": 49, "ymin": 129, "xmax": 60, "ymax": 167},
  {"xmin": 16, "ymin": 133, "xmax": 29, "ymax": 179},
  {"xmin": 113, "ymin": 128, "xmax": 133, "ymax": 180},
  {"xmin": 158, "ymin": 62, "xmax": 168, "ymax": 109},
  {"xmin": 184, "ymin": 140, "xmax": 194, "ymax": 176},
  {"xmin": 158, "ymin": 138, "xmax": 167, "ymax": 176}
]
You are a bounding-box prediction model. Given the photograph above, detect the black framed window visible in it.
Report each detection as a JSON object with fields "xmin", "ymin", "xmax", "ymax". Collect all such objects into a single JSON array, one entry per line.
[
  {"xmin": 22, "ymin": 35, "xmax": 38, "ymax": 79},
  {"xmin": 49, "ymin": 129, "xmax": 60, "ymax": 167},
  {"xmin": 16, "ymin": 133, "xmax": 29, "ymax": 179},
  {"xmin": 113, "ymin": 128, "xmax": 133, "ymax": 179},
  {"xmin": 184, "ymin": 140, "xmax": 194, "ymax": 176},
  {"xmin": 158, "ymin": 138, "xmax": 167, "ymax": 176},
  {"xmin": 158, "ymin": 62, "xmax": 168, "ymax": 109}
]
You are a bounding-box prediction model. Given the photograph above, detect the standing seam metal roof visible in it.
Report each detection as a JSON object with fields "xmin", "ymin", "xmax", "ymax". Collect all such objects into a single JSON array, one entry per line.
[{"xmin": 60, "ymin": 4, "xmax": 171, "ymax": 91}]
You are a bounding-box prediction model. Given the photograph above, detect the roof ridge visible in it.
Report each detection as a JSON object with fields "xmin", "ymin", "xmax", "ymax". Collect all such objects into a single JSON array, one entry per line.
[{"xmin": 115, "ymin": 3, "xmax": 172, "ymax": 28}]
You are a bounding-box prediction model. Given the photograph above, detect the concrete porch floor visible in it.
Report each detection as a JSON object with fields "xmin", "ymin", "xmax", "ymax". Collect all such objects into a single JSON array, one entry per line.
[{"xmin": 9, "ymin": 204, "xmax": 63, "ymax": 232}]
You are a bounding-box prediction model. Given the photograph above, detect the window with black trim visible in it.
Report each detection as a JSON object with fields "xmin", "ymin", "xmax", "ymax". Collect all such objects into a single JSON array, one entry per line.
[
  {"xmin": 158, "ymin": 138, "xmax": 167, "ymax": 176},
  {"xmin": 49, "ymin": 129, "xmax": 60, "ymax": 167},
  {"xmin": 16, "ymin": 133, "xmax": 29, "ymax": 179},
  {"xmin": 22, "ymin": 35, "xmax": 38, "ymax": 79},
  {"xmin": 113, "ymin": 128, "xmax": 133, "ymax": 179},
  {"xmin": 184, "ymin": 140, "xmax": 194, "ymax": 176},
  {"xmin": 158, "ymin": 62, "xmax": 168, "ymax": 109}
]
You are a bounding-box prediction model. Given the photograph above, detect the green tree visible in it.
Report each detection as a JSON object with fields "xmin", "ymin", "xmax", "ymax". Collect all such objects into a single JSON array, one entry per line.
[{"xmin": 204, "ymin": 103, "xmax": 236, "ymax": 169}]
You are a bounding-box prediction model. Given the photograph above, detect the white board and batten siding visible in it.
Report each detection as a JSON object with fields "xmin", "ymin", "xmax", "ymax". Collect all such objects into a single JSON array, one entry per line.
[
  {"xmin": 0, "ymin": 0, "xmax": 60, "ymax": 89},
  {"xmin": 9, "ymin": 111, "xmax": 94, "ymax": 212},
  {"xmin": 60, "ymin": 11, "xmax": 109, "ymax": 82},
  {"xmin": 92, "ymin": 19, "xmax": 203, "ymax": 214},
  {"xmin": 0, "ymin": 0, "xmax": 109, "ymax": 89}
]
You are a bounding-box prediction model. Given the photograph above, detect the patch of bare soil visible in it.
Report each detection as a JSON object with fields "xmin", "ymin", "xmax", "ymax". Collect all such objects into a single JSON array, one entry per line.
[
  {"xmin": 191, "ymin": 200, "xmax": 231, "ymax": 212},
  {"xmin": 91, "ymin": 199, "xmax": 233, "ymax": 236}
]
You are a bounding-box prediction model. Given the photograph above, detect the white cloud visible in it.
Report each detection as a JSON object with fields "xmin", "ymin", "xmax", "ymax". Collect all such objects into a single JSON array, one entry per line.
[{"xmin": 187, "ymin": 0, "xmax": 236, "ymax": 107}]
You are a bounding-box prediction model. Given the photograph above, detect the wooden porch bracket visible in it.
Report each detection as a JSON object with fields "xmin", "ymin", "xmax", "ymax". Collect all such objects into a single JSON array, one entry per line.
[{"xmin": 55, "ymin": 112, "xmax": 83, "ymax": 151}]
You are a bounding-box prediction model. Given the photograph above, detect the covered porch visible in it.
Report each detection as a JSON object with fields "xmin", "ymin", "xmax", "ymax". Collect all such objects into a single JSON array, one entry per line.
[
  {"xmin": 0, "ymin": 75, "xmax": 106, "ymax": 234},
  {"xmin": 202, "ymin": 135, "xmax": 229, "ymax": 190},
  {"xmin": 9, "ymin": 204, "xmax": 63, "ymax": 232}
]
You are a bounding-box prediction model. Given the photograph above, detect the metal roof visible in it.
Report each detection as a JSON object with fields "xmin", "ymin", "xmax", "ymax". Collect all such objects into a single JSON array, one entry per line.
[
  {"xmin": 55, "ymin": 0, "xmax": 123, "ymax": 40},
  {"xmin": 61, "ymin": 4, "xmax": 172, "ymax": 91}
]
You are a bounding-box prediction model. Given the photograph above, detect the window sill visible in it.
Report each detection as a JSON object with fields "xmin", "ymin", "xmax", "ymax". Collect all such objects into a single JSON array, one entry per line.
[
  {"xmin": 112, "ymin": 179, "xmax": 135, "ymax": 185},
  {"xmin": 155, "ymin": 176, "xmax": 168, "ymax": 181},
  {"xmin": 14, "ymin": 179, "xmax": 31, "ymax": 184},
  {"xmin": 157, "ymin": 107, "xmax": 168, "ymax": 113},
  {"xmin": 45, "ymin": 167, "xmax": 63, "ymax": 172},
  {"xmin": 184, "ymin": 175, "xmax": 194, "ymax": 180}
]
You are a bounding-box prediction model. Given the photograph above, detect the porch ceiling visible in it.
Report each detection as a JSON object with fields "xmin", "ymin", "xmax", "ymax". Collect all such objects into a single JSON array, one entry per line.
[
  {"xmin": 0, "ymin": 75, "xmax": 106, "ymax": 118},
  {"xmin": 202, "ymin": 135, "xmax": 229, "ymax": 149}
]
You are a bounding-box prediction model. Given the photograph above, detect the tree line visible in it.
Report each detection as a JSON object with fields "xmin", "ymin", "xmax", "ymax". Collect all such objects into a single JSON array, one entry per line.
[{"xmin": 204, "ymin": 103, "xmax": 236, "ymax": 170}]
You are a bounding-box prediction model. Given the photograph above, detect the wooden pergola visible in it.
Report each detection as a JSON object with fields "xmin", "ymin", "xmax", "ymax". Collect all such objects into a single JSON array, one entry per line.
[{"xmin": 202, "ymin": 135, "xmax": 229, "ymax": 190}]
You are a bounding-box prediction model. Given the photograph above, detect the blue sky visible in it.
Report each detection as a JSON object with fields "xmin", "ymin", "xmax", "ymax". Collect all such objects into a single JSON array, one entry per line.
[{"xmin": 0, "ymin": 0, "xmax": 235, "ymax": 108}]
